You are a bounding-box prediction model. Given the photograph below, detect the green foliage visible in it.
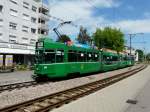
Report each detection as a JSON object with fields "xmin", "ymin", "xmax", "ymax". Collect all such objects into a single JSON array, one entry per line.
[
  {"xmin": 16, "ymin": 64, "xmax": 28, "ymax": 71},
  {"xmin": 77, "ymin": 26, "xmax": 91, "ymax": 44},
  {"xmin": 92, "ymin": 27, "xmax": 125, "ymax": 52},
  {"xmin": 146, "ymin": 53, "xmax": 150, "ymax": 61},
  {"xmin": 57, "ymin": 34, "xmax": 71, "ymax": 43},
  {"xmin": 136, "ymin": 49, "xmax": 144, "ymax": 62}
]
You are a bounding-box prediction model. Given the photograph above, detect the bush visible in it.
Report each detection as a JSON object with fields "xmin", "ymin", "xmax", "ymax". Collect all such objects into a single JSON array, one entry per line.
[{"xmin": 16, "ymin": 64, "xmax": 28, "ymax": 71}]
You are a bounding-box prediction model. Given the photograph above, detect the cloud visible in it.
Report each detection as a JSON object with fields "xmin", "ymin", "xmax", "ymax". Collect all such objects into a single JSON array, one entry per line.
[
  {"xmin": 113, "ymin": 19, "xmax": 150, "ymax": 33},
  {"xmin": 50, "ymin": 0, "xmax": 120, "ymax": 8},
  {"xmin": 88, "ymin": 0, "xmax": 121, "ymax": 8},
  {"xmin": 48, "ymin": 0, "xmax": 120, "ymax": 39},
  {"xmin": 48, "ymin": 0, "xmax": 150, "ymax": 40}
]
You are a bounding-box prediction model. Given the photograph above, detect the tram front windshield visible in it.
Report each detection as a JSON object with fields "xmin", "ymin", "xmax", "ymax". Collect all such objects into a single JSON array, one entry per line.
[{"xmin": 36, "ymin": 50, "xmax": 64, "ymax": 64}]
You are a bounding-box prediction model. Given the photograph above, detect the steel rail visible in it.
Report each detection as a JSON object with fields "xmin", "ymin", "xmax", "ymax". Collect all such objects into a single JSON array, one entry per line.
[
  {"xmin": 0, "ymin": 65, "xmax": 147, "ymax": 112},
  {"xmin": 0, "ymin": 81, "xmax": 38, "ymax": 93},
  {"xmin": 0, "ymin": 65, "xmax": 140, "ymax": 93}
]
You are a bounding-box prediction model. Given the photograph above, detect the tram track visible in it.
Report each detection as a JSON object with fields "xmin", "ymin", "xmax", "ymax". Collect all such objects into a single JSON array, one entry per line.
[
  {"xmin": 0, "ymin": 65, "xmax": 147, "ymax": 112},
  {"xmin": 0, "ymin": 65, "xmax": 140, "ymax": 93},
  {"xmin": 0, "ymin": 81, "xmax": 38, "ymax": 93}
]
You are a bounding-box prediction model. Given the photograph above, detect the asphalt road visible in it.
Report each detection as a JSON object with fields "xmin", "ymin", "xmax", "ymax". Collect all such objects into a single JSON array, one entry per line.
[{"xmin": 0, "ymin": 71, "xmax": 34, "ymax": 85}]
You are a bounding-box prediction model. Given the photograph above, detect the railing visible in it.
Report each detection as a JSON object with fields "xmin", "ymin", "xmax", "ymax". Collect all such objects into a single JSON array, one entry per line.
[{"xmin": 38, "ymin": 13, "xmax": 49, "ymax": 20}]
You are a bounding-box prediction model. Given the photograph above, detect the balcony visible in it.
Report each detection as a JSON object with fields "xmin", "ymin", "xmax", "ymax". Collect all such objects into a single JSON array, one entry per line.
[
  {"xmin": 38, "ymin": 34, "xmax": 49, "ymax": 38},
  {"xmin": 38, "ymin": 13, "xmax": 49, "ymax": 20},
  {"xmin": 39, "ymin": 3, "xmax": 49, "ymax": 11},
  {"xmin": 38, "ymin": 23, "xmax": 49, "ymax": 30}
]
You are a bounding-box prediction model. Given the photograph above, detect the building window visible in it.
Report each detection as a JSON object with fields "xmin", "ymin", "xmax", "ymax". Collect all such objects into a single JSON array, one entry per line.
[
  {"xmin": 30, "ymin": 39, "xmax": 36, "ymax": 45},
  {"xmin": 0, "ymin": 19, "xmax": 3, "ymax": 27},
  {"xmin": 9, "ymin": 0, "xmax": 17, "ymax": 5},
  {"xmin": 31, "ymin": 17, "xmax": 36, "ymax": 23},
  {"xmin": 32, "ymin": 6, "xmax": 37, "ymax": 12},
  {"xmin": 38, "ymin": 29, "xmax": 48, "ymax": 35},
  {"xmin": 22, "ymin": 13, "xmax": 29, "ymax": 20},
  {"xmin": 0, "ymin": 33, "xmax": 2, "ymax": 38},
  {"xmin": 38, "ymin": 18, "xmax": 46, "ymax": 24},
  {"xmin": 10, "ymin": 9, "xmax": 18, "ymax": 17},
  {"xmin": 23, "ymin": 2, "xmax": 29, "ymax": 9},
  {"xmin": 0, "ymin": 5, "xmax": 3, "ymax": 12},
  {"xmin": 9, "ymin": 35, "xmax": 16, "ymax": 38},
  {"xmin": 22, "ymin": 26, "xmax": 29, "ymax": 32},
  {"xmin": 22, "ymin": 37, "xmax": 28, "ymax": 40},
  {"xmin": 22, "ymin": 37, "xmax": 28, "ymax": 44},
  {"xmin": 39, "ymin": 7, "xmax": 48, "ymax": 15},
  {"xmin": 9, "ymin": 35, "xmax": 17, "ymax": 43},
  {"xmin": 9, "ymin": 22, "xmax": 17, "ymax": 30},
  {"xmin": 9, "ymin": 39, "xmax": 17, "ymax": 43},
  {"xmin": 31, "ymin": 28, "xmax": 36, "ymax": 34}
]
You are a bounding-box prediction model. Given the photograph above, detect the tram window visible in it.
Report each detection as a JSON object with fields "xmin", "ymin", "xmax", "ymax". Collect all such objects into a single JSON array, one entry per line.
[
  {"xmin": 130, "ymin": 56, "xmax": 135, "ymax": 61},
  {"xmin": 102, "ymin": 55, "xmax": 106, "ymax": 60},
  {"xmin": 44, "ymin": 50, "xmax": 55, "ymax": 63},
  {"xmin": 123, "ymin": 56, "xmax": 127, "ymax": 60},
  {"xmin": 103, "ymin": 55, "xmax": 112, "ymax": 65},
  {"xmin": 87, "ymin": 52, "xmax": 93, "ymax": 62},
  {"xmin": 78, "ymin": 51, "xmax": 86, "ymax": 62},
  {"xmin": 56, "ymin": 50, "xmax": 64, "ymax": 63},
  {"xmin": 93, "ymin": 53, "xmax": 99, "ymax": 62},
  {"xmin": 36, "ymin": 50, "xmax": 44, "ymax": 55},
  {"xmin": 107, "ymin": 56, "xmax": 112, "ymax": 61},
  {"xmin": 119, "ymin": 56, "xmax": 122, "ymax": 61},
  {"xmin": 68, "ymin": 50, "xmax": 77, "ymax": 62},
  {"xmin": 112, "ymin": 56, "xmax": 118, "ymax": 61}
]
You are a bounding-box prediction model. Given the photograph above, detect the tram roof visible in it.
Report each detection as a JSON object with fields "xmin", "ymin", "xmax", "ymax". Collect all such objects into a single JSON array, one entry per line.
[{"xmin": 39, "ymin": 38, "xmax": 99, "ymax": 52}]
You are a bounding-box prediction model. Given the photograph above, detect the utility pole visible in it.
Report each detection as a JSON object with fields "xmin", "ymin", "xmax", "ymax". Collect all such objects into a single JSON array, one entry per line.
[
  {"xmin": 126, "ymin": 33, "xmax": 143, "ymax": 58},
  {"xmin": 129, "ymin": 34, "xmax": 132, "ymax": 56}
]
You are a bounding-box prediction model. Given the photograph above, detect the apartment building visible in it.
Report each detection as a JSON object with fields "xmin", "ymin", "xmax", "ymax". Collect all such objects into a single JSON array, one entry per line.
[{"xmin": 0, "ymin": 0, "xmax": 49, "ymax": 65}]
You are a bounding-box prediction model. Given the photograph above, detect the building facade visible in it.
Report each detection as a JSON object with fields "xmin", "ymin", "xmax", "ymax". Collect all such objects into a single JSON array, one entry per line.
[
  {"xmin": 124, "ymin": 46, "xmax": 137, "ymax": 61},
  {"xmin": 0, "ymin": 0, "xmax": 49, "ymax": 65}
]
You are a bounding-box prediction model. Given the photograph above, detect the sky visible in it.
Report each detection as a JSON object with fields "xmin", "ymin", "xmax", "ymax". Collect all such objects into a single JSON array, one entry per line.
[{"xmin": 43, "ymin": 0, "xmax": 150, "ymax": 53}]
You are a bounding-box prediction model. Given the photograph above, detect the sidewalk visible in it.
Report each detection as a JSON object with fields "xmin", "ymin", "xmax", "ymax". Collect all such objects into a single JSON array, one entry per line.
[
  {"xmin": 51, "ymin": 66, "xmax": 150, "ymax": 112},
  {"xmin": 124, "ymin": 76, "xmax": 150, "ymax": 112}
]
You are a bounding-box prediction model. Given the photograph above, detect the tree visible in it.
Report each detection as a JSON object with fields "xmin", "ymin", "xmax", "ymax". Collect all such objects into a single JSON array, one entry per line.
[
  {"xmin": 146, "ymin": 53, "xmax": 150, "ymax": 61},
  {"xmin": 136, "ymin": 49, "xmax": 144, "ymax": 62},
  {"xmin": 77, "ymin": 26, "xmax": 91, "ymax": 44},
  {"xmin": 92, "ymin": 27, "xmax": 125, "ymax": 52},
  {"xmin": 57, "ymin": 34, "xmax": 71, "ymax": 43}
]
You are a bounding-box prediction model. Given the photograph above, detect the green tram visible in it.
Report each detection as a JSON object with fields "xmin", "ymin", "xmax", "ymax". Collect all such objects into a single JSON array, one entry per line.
[{"xmin": 34, "ymin": 38, "xmax": 134, "ymax": 78}]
